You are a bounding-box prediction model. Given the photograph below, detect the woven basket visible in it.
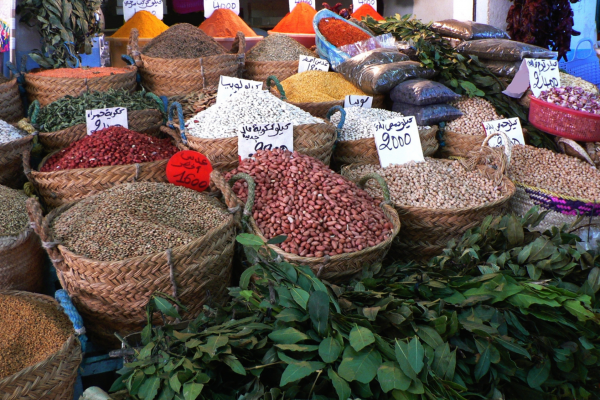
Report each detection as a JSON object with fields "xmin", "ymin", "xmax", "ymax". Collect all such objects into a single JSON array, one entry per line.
[
  {"xmin": 161, "ymin": 102, "xmax": 339, "ymax": 172},
  {"xmin": 0, "ymin": 78, "xmax": 24, "ymax": 123},
  {"xmin": 131, "ymin": 28, "xmax": 246, "ymax": 97},
  {"xmin": 0, "ymin": 290, "xmax": 82, "ymax": 400},
  {"xmin": 441, "ymin": 128, "xmax": 530, "ymax": 158},
  {"xmin": 243, "ymin": 60, "xmax": 299, "ymax": 85},
  {"xmin": 225, "ymin": 171, "xmax": 401, "ymax": 282},
  {"xmin": 0, "ymin": 135, "xmax": 33, "ymax": 189},
  {"xmin": 27, "ymin": 174, "xmax": 244, "ymax": 346},
  {"xmin": 0, "ymin": 220, "xmax": 45, "ymax": 292},
  {"xmin": 24, "ymin": 67, "xmax": 138, "ymax": 107}
]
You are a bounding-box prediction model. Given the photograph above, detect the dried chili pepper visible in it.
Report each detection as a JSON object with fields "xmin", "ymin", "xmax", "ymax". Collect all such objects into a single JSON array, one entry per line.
[{"xmin": 318, "ymin": 18, "xmax": 371, "ymax": 47}]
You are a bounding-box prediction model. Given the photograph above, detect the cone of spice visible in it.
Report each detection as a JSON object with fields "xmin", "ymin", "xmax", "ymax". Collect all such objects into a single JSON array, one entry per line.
[
  {"xmin": 110, "ymin": 10, "xmax": 168, "ymax": 38},
  {"xmin": 199, "ymin": 9, "xmax": 258, "ymax": 38},
  {"xmin": 270, "ymin": 3, "xmax": 316, "ymax": 34},
  {"xmin": 142, "ymin": 23, "xmax": 227, "ymax": 59},
  {"xmin": 351, "ymin": 4, "xmax": 384, "ymax": 21}
]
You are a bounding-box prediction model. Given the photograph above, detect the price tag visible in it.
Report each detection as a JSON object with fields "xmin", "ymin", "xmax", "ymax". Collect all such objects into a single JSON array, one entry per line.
[
  {"xmin": 216, "ymin": 76, "xmax": 263, "ymax": 105},
  {"xmin": 298, "ymin": 56, "xmax": 330, "ymax": 73},
  {"xmin": 123, "ymin": 0, "xmax": 163, "ymax": 22},
  {"xmin": 203, "ymin": 0, "xmax": 239, "ymax": 18},
  {"xmin": 373, "ymin": 116, "xmax": 424, "ymax": 168},
  {"xmin": 344, "ymin": 95, "xmax": 373, "ymax": 109},
  {"xmin": 353, "ymin": 0, "xmax": 377, "ymax": 12},
  {"xmin": 289, "ymin": 0, "xmax": 315, "ymax": 12},
  {"xmin": 85, "ymin": 107, "xmax": 128, "ymax": 135},
  {"xmin": 482, "ymin": 117, "xmax": 525, "ymax": 147},
  {"xmin": 166, "ymin": 151, "xmax": 212, "ymax": 192},
  {"xmin": 503, "ymin": 58, "xmax": 560, "ymax": 98},
  {"xmin": 238, "ymin": 122, "xmax": 294, "ymax": 160}
]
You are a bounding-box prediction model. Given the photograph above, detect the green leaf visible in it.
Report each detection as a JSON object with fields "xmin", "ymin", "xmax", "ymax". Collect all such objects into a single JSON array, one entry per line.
[
  {"xmin": 349, "ymin": 325, "xmax": 375, "ymax": 352},
  {"xmin": 223, "ymin": 355, "xmax": 246, "ymax": 375},
  {"xmin": 128, "ymin": 370, "xmax": 145, "ymax": 395},
  {"xmin": 415, "ymin": 325, "xmax": 443, "ymax": 348},
  {"xmin": 276, "ymin": 307, "xmax": 309, "ymax": 322},
  {"xmin": 275, "ymin": 344, "xmax": 320, "ymax": 352},
  {"xmin": 407, "ymin": 337, "xmax": 424, "ymax": 374},
  {"xmin": 239, "ymin": 265, "xmax": 257, "ymax": 290},
  {"xmin": 280, "ymin": 361, "xmax": 325, "ymax": 386},
  {"xmin": 236, "ymin": 233, "xmax": 265, "ymax": 247},
  {"xmin": 290, "ymin": 287, "xmax": 310, "ymax": 309},
  {"xmin": 528, "ymin": 237, "xmax": 556, "ymax": 262},
  {"xmin": 198, "ymin": 335, "xmax": 228, "ymax": 357},
  {"xmin": 338, "ymin": 346, "xmax": 382, "ymax": 383},
  {"xmin": 269, "ymin": 327, "xmax": 310, "ymax": 344},
  {"xmin": 169, "ymin": 373, "xmax": 181, "ymax": 393},
  {"xmin": 432, "ymin": 343, "xmax": 451, "ymax": 379},
  {"xmin": 267, "ymin": 235, "xmax": 287, "ymax": 245},
  {"xmin": 395, "ymin": 339, "xmax": 417, "ymax": 380},
  {"xmin": 527, "ymin": 359, "xmax": 551, "ymax": 388},
  {"xmin": 157, "ymin": 386, "xmax": 175, "ymax": 400},
  {"xmin": 182, "ymin": 382, "xmax": 204, "ymax": 400},
  {"xmin": 506, "ymin": 215, "xmax": 524, "ymax": 245},
  {"xmin": 495, "ymin": 337, "xmax": 531, "ymax": 359},
  {"xmin": 154, "ymin": 297, "xmax": 180, "ymax": 319},
  {"xmin": 377, "ymin": 361, "xmax": 411, "ymax": 393},
  {"xmin": 308, "ymin": 290, "xmax": 330, "ymax": 336},
  {"xmin": 138, "ymin": 342, "xmax": 155, "ymax": 359},
  {"xmin": 138, "ymin": 376, "xmax": 160, "ymax": 400},
  {"xmin": 328, "ymin": 368, "xmax": 351, "ymax": 400},
  {"xmin": 564, "ymin": 300, "xmax": 595, "ymax": 322},
  {"xmin": 392, "ymin": 390, "xmax": 418, "ymax": 400},
  {"xmin": 319, "ymin": 337, "xmax": 343, "ymax": 363},
  {"xmin": 474, "ymin": 344, "xmax": 491, "ymax": 382}
]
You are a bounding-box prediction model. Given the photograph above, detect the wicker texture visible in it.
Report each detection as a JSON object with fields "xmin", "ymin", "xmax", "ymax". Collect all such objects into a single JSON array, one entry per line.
[
  {"xmin": 0, "ymin": 227, "xmax": 45, "ymax": 292},
  {"xmin": 0, "ymin": 135, "xmax": 33, "ymax": 189},
  {"xmin": 243, "ymin": 61, "xmax": 299, "ymax": 85},
  {"xmin": 529, "ymin": 96, "xmax": 600, "ymax": 141},
  {"xmin": 0, "ymin": 290, "xmax": 81, "ymax": 400},
  {"xmin": 0, "ymin": 79, "xmax": 24, "ymax": 123},
  {"xmin": 24, "ymin": 67, "xmax": 138, "ymax": 107},
  {"xmin": 440, "ymin": 130, "xmax": 486, "ymax": 158}
]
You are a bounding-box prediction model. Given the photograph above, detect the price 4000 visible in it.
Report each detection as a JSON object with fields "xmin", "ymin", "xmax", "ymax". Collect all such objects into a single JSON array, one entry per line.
[{"xmin": 378, "ymin": 133, "xmax": 412, "ymax": 150}]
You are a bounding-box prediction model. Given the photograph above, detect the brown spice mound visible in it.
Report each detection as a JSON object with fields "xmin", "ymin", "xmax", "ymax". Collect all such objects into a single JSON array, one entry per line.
[
  {"xmin": 142, "ymin": 23, "xmax": 227, "ymax": 59},
  {"xmin": 0, "ymin": 186, "xmax": 29, "ymax": 237},
  {"xmin": 30, "ymin": 67, "xmax": 130, "ymax": 79},
  {"xmin": 0, "ymin": 294, "xmax": 73, "ymax": 379}
]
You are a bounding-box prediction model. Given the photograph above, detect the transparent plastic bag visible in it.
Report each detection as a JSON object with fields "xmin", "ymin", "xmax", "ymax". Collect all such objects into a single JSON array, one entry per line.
[
  {"xmin": 431, "ymin": 20, "xmax": 510, "ymax": 40},
  {"xmin": 339, "ymin": 33, "xmax": 396, "ymax": 58},
  {"xmin": 443, "ymin": 37, "xmax": 464, "ymax": 49},
  {"xmin": 391, "ymin": 102, "xmax": 463, "ymax": 125},
  {"xmin": 395, "ymin": 41, "xmax": 419, "ymax": 61},
  {"xmin": 481, "ymin": 59, "xmax": 522, "ymax": 77},
  {"xmin": 456, "ymin": 39, "xmax": 558, "ymax": 61},
  {"xmin": 390, "ymin": 79, "xmax": 461, "ymax": 105}
]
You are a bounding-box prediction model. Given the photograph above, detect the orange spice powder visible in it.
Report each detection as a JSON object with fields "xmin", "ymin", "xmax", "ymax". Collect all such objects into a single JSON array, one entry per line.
[
  {"xmin": 351, "ymin": 4, "xmax": 384, "ymax": 21},
  {"xmin": 271, "ymin": 3, "xmax": 316, "ymax": 34},
  {"xmin": 30, "ymin": 67, "xmax": 131, "ymax": 78},
  {"xmin": 199, "ymin": 9, "xmax": 257, "ymax": 38}
]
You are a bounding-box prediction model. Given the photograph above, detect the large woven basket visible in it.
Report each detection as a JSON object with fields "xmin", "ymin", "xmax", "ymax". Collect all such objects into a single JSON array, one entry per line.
[
  {"xmin": 27, "ymin": 175, "xmax": 244, "ymax": 346},
  {"xmin": 0, "ymin": 78, "xmax": 24, "ymax": 122},
  {"xmin": 0, "ymin": 290, "xmax": 82, "ymax": 400},
  {"xmin": 0, "ymin": 134, "xmax": 33, "ymax": 189},
  {"xmin": 440, "ymin": 128, "xmax": 529, "ymax": 159},
  {"xmin": 24, "ymin": 66, "xmax": 138, "ymax": 107},
  {"xmin": 162, "ymin": 102, "xmax": 339, "ymax": 172},
  {"xmin": 243, "ymin": 60, "xmax": 298, "ymax": 85},
  {"xmin": 131, "ymin": 29, "xmax": 245, "ymax": 97},
  {"xmin": 225, "ymin": 171, "xmax": 401, "ymax": 282}
]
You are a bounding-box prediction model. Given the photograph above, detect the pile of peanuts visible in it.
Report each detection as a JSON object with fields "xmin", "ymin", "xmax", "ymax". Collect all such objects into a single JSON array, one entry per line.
[
  {"xmin": 226, "ymin": 149, "xmax": 393, "ymax": 257},
  {"xmin": 344, "ymin": 159, "xmax": 505, "ymax": 209},
  {"xmin": 447, "ymin": 96, "xmax": 503, "ymax": 135}
]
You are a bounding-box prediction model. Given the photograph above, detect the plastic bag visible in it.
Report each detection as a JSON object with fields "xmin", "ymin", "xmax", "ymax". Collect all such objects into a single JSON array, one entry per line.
[
  {"xmin": 391, "ymin": 102, "xmax": 463, "ymax": 125},
  {"xmin": 390, "ymin": 79, "xmax": 460, "ymax": 105},
  {"xmin": 481, "ymin": 59, "xmax": 522, "ymax": 77},
  {"xmin": 456, "ymin": 39, "xmax": 558, "ymax": 61},
  {"xmin": 443, "ymin": 37, "xmax": 464, "ymax": 49},
  {"xmin": 338, "ymin": 33, "xmax": 396, "ymax": 58},
  {"xmin": 395, "ymin": 41, "xmax": 419, "ymax": 61},
  {"xmin": 431, "ymin": 20, "xmax": 510, "ymax": 40}
]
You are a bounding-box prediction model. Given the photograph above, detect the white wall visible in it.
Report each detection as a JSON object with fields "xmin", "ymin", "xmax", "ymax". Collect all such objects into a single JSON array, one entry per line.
[{"xmin": 383, "ymin": 0, "xmax": 472, "ymax": 23}]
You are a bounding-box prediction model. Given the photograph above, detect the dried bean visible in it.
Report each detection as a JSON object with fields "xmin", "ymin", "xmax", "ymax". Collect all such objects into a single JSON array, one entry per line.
[
  {"xmin": 446, "ymin": 96, "xmax": 503, "ymax": 135},
  {"xmin": 0, "ymin": 119, "xmax": 26, "ymax": 144}
]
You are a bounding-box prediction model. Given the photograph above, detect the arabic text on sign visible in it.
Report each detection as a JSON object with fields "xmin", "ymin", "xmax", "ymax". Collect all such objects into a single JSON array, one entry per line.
[
  {"xmin": 166, "ymin": 150, "xmax": 212, "ymax": 192},
  {"xmin": 289, "ymin": 0, "xmax": 314, "ymax": 11},
  {"xmin": 344, "ymin": 95, "xmax": 373, "ymax": 109},
  {"xmin": 85, "ymin": 107, "xmax": 129, "ymax": 135},
  {"xmin": 123, "ymin": 0, "xmax": 163, "ymax": 21},
  {"xmin": 482, "ymin": 117, "xmax": 525, "ymax": 147},
  {"xmin": 216, "ymin": 76, "xmax": 263, "ymax": 105},
  {"xmin": 524, "ymin": 58, "xmax": 560, "ymax": 97},
  {"xmin": 238, "ymin": 122, "xmax": 294, "ymax": 160},
  {"xmin": 372, "ymin": 116, "xmax": 424, "ymax": 168},
  {"xmin": 298, "ymin": 56, "xmax": 329, "ymax": 73}
]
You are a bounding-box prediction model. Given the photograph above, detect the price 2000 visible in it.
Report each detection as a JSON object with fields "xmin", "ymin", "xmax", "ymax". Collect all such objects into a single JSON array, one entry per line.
[
  {"xmin": 378, "ymin": 133, "xmax": 411, "ymax": 150},
  {"xmin": 173, "ymin": 171, "xmax": 208, "ymax": 190}
]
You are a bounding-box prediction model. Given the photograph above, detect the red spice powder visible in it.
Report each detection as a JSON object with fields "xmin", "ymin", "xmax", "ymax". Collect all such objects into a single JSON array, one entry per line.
[
  {"xmin": 31, "ymin": 67, "xmax": 131, "ymax": 79},
  {"xmin": 351, "ymin": 4, "xmax": 384, "ymax": 21},
  {"xmin": 318, "ymin": 18, "xmax": 371, "ymax": 47},
  {"xmin": 271, "ymin": 3, "xmax": 316, "ymax": 34},
  {"xmin": 199, "ymin": 9, "xmax": 257, "ymax": 38}
]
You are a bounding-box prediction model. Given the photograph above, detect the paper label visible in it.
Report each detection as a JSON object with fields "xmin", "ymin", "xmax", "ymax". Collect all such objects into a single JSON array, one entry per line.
[
  {"xmin": 123, "ymin": 0, "xmax": 163, "ymax": 22},
  {"xmin": 344, "ymin": 95, "xmax": 373, "ymax": 109},
  {"xmin": 373, "ymin": 116, "xmax": 424, "ymax": 168},
  {"xmin": 289, "ymin": 0, "xmax": 315, "ymax": 12},
  {"xmin": 86, "ymin": 107, "xmax": 128, "ymax": 135},
  {"xmin": 353, "ymin": 0, "xmax": 377, "ymax": 12},
  {"xmin": 166, "ymin": 151, "xmax": 212, "ymax": 192},
  {"xmin": 298, "ymin": 56, "xmax": 330, "ymax": 73},
  {"xmin": 503, "ymin": 58, "xmax": 561, "ymax": 98},
  {"xmin": 482, "ymin": 117, "xmax": 525, "ymax": 147},
  {"xmin": 203, "ymin": 0, "xmax": 239, "ymax": 18},
  {"xmin": 238, "ymin": 123, "xmax": 294, "ymax": 160},
  {"xmin": 216, "ymin": 76, "xmax": 263, "ymax": 105}
]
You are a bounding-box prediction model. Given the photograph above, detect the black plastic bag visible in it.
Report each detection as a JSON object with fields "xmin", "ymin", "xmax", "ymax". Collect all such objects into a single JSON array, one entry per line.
[
  {"xmin": 456, "ymin": 39, "xmax": 557, "ymax": 61},
  {"xmin": 391, "ymin": 102, "xmax": 463, "ymax": 126},
  {"xmin": 390, "ymin": 79, "xmax": 461, "ymax": 105},
  {"xmin": 431, "ymin": 20, "xmax": 510, "ymax": 40},
  {"xmin": 480, "ymin": 59, "xmax": 522, "ymax": 77}
]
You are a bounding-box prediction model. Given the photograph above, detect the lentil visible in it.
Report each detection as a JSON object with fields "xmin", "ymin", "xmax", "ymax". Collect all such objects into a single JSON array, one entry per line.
[
  {"xmin": 110, "ymin": 11, "xmax": 168, "ymax": 38},
  {"xmin": 271, "ymin": 3, "xmax": 316, "ymax": 34},
  {"xmin": 446, "ymin": 96, "xmax": 504, "ymax": 135},
  {"xmin": 199, "ymin": 9, "xmax": 257, "ymax": 38},
  {"xmin": 0, "ymin": 186, "xmax": 29, "ymax": 237},
  {"xmin": 0, "ymin": 119, "xmax": 26, "ymax": 144},
  {"xmin": 51, "ymin": 182, "xmax": 229, "ymax": 261},
  {"xmin": 318, "ymin": 18, "xmax": 371, "ymax": 47},
  {"xmin": 142, "ymin": 23, "xmax": 226, "ymax": 59},
  {"xmin": 226, "ymin": 149, "xmax": 393, "ymax": 257},
  {"xmin": 30, "ymin": 67, "xmax": 130, "ymax": 79},
  {"xmin": 280, "ymin": 71, "xmax": 367, "ymax": 102},
  {"xmin": 0, "ymin": 294, "xmax": 73, "ymax": 379},
  {"xmin": 246, "ymin": 33, "xmax": 315, "ymax": 62}
]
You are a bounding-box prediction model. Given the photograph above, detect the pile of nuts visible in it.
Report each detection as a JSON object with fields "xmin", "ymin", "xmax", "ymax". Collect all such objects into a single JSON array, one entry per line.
[
  {"xmin": 560, "ymin": 72, "xmax": 598, "ymax": 95},
  {"xmin": 0, "ymin": 119, "xmax": 26, "ymax": 145},
  {"xmin": 41, "ymin": 127, "xmax": 178, "ymax": 172},
  {"xmin": 509, "ymin": 145, "xmax": 600, "ymax": 200},
  {"xmin": 51, "ymin": 182, "xmax": 229, "ymax": 261},
  {"xmin": 345, "ymin": 159, "xmax": 505, "ymax": 209},
  {"xmin": 0, "ymin": 294, "xmax": 73, "ymax": 379},
  {"xmin": 0, "ymin": 186, "xmax": 29, "ymax": 237},
  {"xmin": 447, "ymin": 96, "xmax": 503, "ymax": 135},
  {"xmin": 226, "ymin": 149, "xmax": 393, "ymax": 257}
]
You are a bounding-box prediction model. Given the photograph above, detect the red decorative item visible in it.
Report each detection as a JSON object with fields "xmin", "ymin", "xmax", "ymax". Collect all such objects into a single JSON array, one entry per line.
[
  {"xmin": 166, "ymin": 150, "xmax": 212, "ymax": 192},
  {"xmin": 529, "ymin": 96, "xmax": 600, "ymax": 142}
]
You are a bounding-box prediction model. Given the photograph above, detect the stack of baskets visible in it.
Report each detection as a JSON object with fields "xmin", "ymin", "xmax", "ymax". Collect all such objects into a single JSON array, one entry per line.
[{"xmin": 0, "ymin": 78, "xmax": 24, "ymax": 122}]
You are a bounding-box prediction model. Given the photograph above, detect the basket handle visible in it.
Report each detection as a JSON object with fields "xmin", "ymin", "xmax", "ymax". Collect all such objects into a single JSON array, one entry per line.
[
  {"xmin": 128, "ymin": 28, "xmax": 143, "ymax": 67},
  {"xmin": 55, "ymin": 289, "xmax": 88, "ymax": 352},
  {"xmin": 145, "ymin": 91, "xmax": 166, "ymax": 115},
  {"xmin": 325, "ymin": 105, "xmax": 346, "ymax": 136},
  {"xmin": 227, "ymin": 173, "xmax": 256, "ymax": 223},
  {"xmin": 266, "ymin": 76, "xmax": 287, "ymax": 100},
  {"xmin": 28, "ymin": 100, "xmax": 40, "ymax": 125},
  {"xmin": 482, "ymin": 132, "xmax": 512, "ymax": 167},
  {"xmin": 167, "ymin": 102, "xmax": 188, "ymax": 145},
  {"xmin": 121, "ymin": 54, "xmax": 136, "ymax": 66},
  {"xmin": 571, "ymin": 39, "xmax": 595, "ymax": 62},
  {"xmin": 357, "ymin": 173, "xmax": 392, "ymax": 205}
]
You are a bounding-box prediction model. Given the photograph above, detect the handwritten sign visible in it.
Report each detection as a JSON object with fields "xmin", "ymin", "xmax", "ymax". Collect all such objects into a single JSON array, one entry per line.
[
  {"xmin": 216, "ymin": 76, "xmax": 263, "ymax": 105},
  {"xmin": 166, "ymin": 151, "xmax": 212, "ymax": 192},
  {"xmin": 238, "ymin": 123, "xmax": 294, "ymax": 160},
  {"xmin": 344, "ymin": 95, "xmax": 373, "ymax": 109},
  {"xmin": 289, "ymin": 0, "xmax": 315, "ymax": 12},
  {"xmin": 353, "ymin": 0, "xmax": 377, "ymax": 12},
  {"xmin": 123, "ymin": 0, "xmax": 163, "ymax": 22},
  {"xmin": 85, "ymin": 107, "xmax": 128, "ymax": 135},
  {"xmin": 298, "ymin": 56, "xmax": 329, "ymax": 73},
  {"xmin": 482, "ymin": 117, "xmax": 525, "ymax": 147},
  {"xmin": 373, "ymin": 116, "xmax": 423, "ymax": 168},
  {"xmin": 203, "ymin": 0, "xmax": 239, "ymax": 18},
  {"xmin": 503, "ymin": 58, "xmax": 560, "ymax": 98}
]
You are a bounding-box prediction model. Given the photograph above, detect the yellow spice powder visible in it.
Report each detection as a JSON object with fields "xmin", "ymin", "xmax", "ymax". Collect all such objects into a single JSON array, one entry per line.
[
  {"xmin": 111, "ymin": 10, "xmax": 169, "ymax": 39},
  {"xmin": 280, "ymin": 71, "xmax": 367, "ymax": 103}
]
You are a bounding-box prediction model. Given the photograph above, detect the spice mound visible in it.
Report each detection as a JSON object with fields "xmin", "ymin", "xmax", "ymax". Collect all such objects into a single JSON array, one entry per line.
[
  {"xmin": 51, "ymin": 182, "xmax": 229, "ymax": 261},
  {"xmin": 446, "ymin": 96, "xmax": 503, "ymax": 135},
  {"xmin": 0, "ymin": 119, "xmax": 26, "ymax": 144},
  {"xmin": 538, "ymin": 86, "xmax": 600, "ymax": 115},
  {"xmin": 271, "ymin": 3, "xmax": 316, "ymax": 34},
  {"xmin": 351, "ymin": 4, "xmax": 384, "ymax": 21},
  {"xmin": 30, "ymin": 67, "xmax": 130, "ymax": 79},
  {"xmin": 346, "ymin": 159, "xmax": 504, "ymax": 209},
  {"xmin": 281, "ymin": 71, "xmax": 367, "ymax": 102},
  {"xmin": 142, "ymin": 23, "xmax": 226, "ymax": 59},
  {"xmin": 111, "ymin": 10, "xmax": 168, "ymax": 38},
  {"xmin": 0, "ymin": 294, "xmax": 73, "ymax": 379},
  {"xmin": 226, "ymin": 149, "xmax": 393, "ymax": 257},
  {"xmin": 318, "ymin": 18, "xmax": 371, "ymax": 47},
  {"xmin": 0, "ymin": 185, "xmax": 29, "ymax": 237},
  {"xmin": 246, "ymin": 33, "xmax": 315, "ymax": 62},
  {"xmin": 331, "ymin": 107, "xmax": 412, "ymax": 141},
  {"xmin": 199, "ymin": 8, "xmax": 257, "ymax": 38},
  {"xmin": 40, "ymin": 127, "xmax": 178, "ymax": 172},
  {"xmin": 171, "ymin": 88, "xmax": 218, "ymax": 120}
]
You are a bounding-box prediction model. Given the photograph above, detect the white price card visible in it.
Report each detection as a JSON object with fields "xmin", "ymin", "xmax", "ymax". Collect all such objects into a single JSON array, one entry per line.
[
  {"xmin": 373, "ymin": 116, "xmax": 423, "ymax": 168},
  {"xmin": 203, "ymin": 0, "xmax": 239, "ymax": 18},
  {"xmin": 289, "ymin": 0, "xmax": 315, "ymax": 12},
  {"xmin": 482, "ymin": 117, "xmax": 525, "ymax": 147},
  {"xmin": 216, "ymin": 76, "xmax": 263, "ymax": 105},
  {"xmin": 86, "ymin": 107, "xmax": 128, "ymax": 135},
  {"xmin": 503, "ymin": 58, "xmax": 560, "ymax": 98},
  {"xmin": 298, "ymin": 56, "xmax": 330, "ymax": 73},
  {"xmin": 344, "ymin": 95, "xmax": 373, "ymax": 109},
  {"xmin": 123, "ymin": 0, "xmax": 163, "ymax": 22},
  {"xmin": 353, "ymin": 0, "xmax": 377, "ymax": 12},
  {"xmin": 238, "ymin": 122, "xmax": 294, "ymax": 160}
]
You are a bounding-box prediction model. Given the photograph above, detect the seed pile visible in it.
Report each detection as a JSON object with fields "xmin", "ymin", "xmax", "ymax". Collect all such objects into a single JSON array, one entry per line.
[
  {"xmin": 345, "ymin": 159, "xmax": 504, "ymax": 209},
  {"xmin": 171, "ymin": 88, "xmax": 218, "ymax": 120},
  {"xmin": 246, "ymin": 34, "xmax": 315, "ymax": 62},
  {"xmin": 446, "ymin": 96, "xmax": 503, "ymax": 135},
  {"xmin": 509, "ymin": 145, "xmax": 600, "ymax": 200},
  {"xmin": 280, "ymin": 71, "xmax": 368, "ymax": 103},
  {"xmin": 41, "ymin": 127, "xmax": 178, "ymax": 172},
  {"xmin": 226, "ymin": 149, "xmax": 393, "ymax": 257},
  {"xmin": 0, "ymin": 294, "xmax": 73, "ymax": 379},
  {"xmin": 185, "ymin": 90, "xmax": 322, "ymax": 138},
  {"xmin": 560, "ymin": 72, "xmax": 598, "ymax": 95},
  {"xmin": 51, "ymin": 183, "xmax": 229, "ymax": 261},
  {"xmin": 142, "ymin": 23, "xmax": 226, "ymax": 59},
  {"xmin": 30, "ymin": 67, "xmax": 129, "ymax": 79},
  {"xmin": 0, "ymin": 186, "xmax": 29, "ymax": 237},
  {"xmin": 0, "ymin": 119, "xmax": 26, "ymax": 144}
]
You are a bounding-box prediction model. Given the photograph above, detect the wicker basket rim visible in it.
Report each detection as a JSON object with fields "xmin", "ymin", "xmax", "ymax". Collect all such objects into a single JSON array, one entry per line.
[
  {"xmin": 31, "ymin": 157, "xmax": 168, "ymax": 177},
  {"xmin": 24, "ymin": 66, "xmax": 137, "ymax": 82},
  {"xmin": 0, "ymin": 134, "xmax": 33, "ymax": 151},
  {"xmin": 513, "ymin": 179, "xmax": 600, "ymax": 205},
  {"xmin": 140, "ymin": 52, "xmax": 241, "ymax": 64},
  {"xmin": 0, "ymin": 227, "xmax": 33, "ymax": 251}
]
